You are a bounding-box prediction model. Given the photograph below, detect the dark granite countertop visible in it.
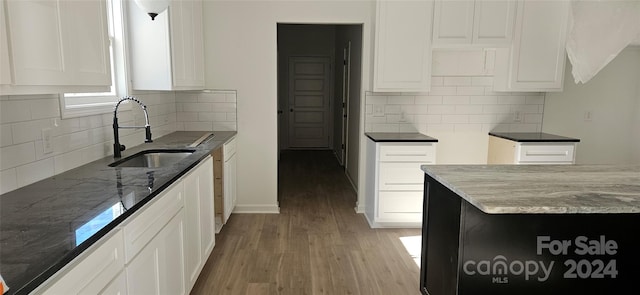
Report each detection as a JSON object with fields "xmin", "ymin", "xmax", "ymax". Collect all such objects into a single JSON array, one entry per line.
[
  {"xmin": 489, "ymin": 132, "xmax": 580, "ymax": 142},
  {"xmin": 421, "ymin": 164, "xmax": 640, "ymax": 214},
  {"xmin": 0, "ymin": 131, "xmax": 236, "ymax": 295},
  {"xmin": 365, "ymin": 132, "xmax": 438, "ymax": 142}
]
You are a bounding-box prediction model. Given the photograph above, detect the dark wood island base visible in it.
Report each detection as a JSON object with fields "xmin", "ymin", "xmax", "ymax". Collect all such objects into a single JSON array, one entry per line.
[{"xmin": 420, "ymin": 174, "xmax": 640, "ymax": 295}]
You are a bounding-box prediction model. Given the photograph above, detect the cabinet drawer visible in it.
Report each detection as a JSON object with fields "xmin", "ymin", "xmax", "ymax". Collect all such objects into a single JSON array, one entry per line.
[
  {"xmin": 379, "ymin": 162, "xmax": 425, "ymax": 191},
  {"xmin": 379, "ymin": 191, "xmax": 423, "ymax": 214},
  {"xmin": 379, "ymin": 143, "xmax": 435, "ymax": 162},
  {"xmin": 517, "ymin": 143, "xmax": 575, "ymax": 163},
  {"xmin": 122, "ymin": 181, "xmax": 184, "ymax": 263}
]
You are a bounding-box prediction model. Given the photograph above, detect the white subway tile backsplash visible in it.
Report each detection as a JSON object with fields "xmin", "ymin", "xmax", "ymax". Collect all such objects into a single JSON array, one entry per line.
[
  {"xmin": 16, "ymin": 158, "xmax": 55, "ymax": 187},
  {"xmin": 431, "ymin": 76, "xmax": 444, "ymax": 86},
  {"xmin": 469, "ymin": 95, "xmax": 498, "ymax": 105},
  {"xmin": 30, "ymin": 99, "xmax": 60, "ymax": 119},
  {"xmin": 384, "ymin": 105, "xmax": 401, "ymax": 114},
  {"xmin": 428, "ymin": 86, "xmax": 457, "ymax": 96},
  {"xmin": 365, "ymin": 73, "xmax": 544, "ymax": 134},
  {"xmin": 415, "ymin": 95, "xmax": 443, "ymax": 105},
  {"xmin": 455, "ymin": 105, "xmax": 484, "ymax": 114},
  {"xmin": 0, "ymin": 92, "xmax": 178, "ymax": 194},
  {"xmin": 177, "ymin": 112, "xmax": 199, "ymax": 122},
  {"xmin": 0, "ymin": 142, "xmax": 36, "ymax": 170},
  {"xmin": 428, "ymin": 105, "xmax": 456, "ymax": 114},
  {"xmin": 0, "ymin": 168, "xmax": 17, "ymax": 195},
  {"xmin": 1, "ymin": 100, "xmax": 32, "ymax": 123},
  {"xmin": 199, "ymin": 92, "xmax": 226, "ymax": 103},
  {"xmin": 456, "ymin": 86, "xmax": 485, "ymax": 96},
  {"xmin": 497, "ymin": 95, "xmax": 526, "ymax": 104},
  {"xmin": 1, "ymin": 125, "xmax": 12, "ymax": 147},
  {"xmin": 471, "ymin": 77, "xmax": 494, "ymax": 86},
  {"xmin": 443, "ymin": 96, "xmax": 470, "ymax": 105},
  {"xmin": 388, "ymin": 96, "xmax": 415, "ymax": 105},
  {"xmin": 183, "ymin": 122, "xmax": 214, "ymax": 131},
  {"xmin": 526, "ymin": 95, "xmax": 545, "ymax": 104},
  {"xmin": 182, "ymin": 102, "xmax": 214, "ymax": 112},
  {"xmin": 442, "ymin": 115, "xmax": 469, "ymax": 124},
  {"xmin": 469, "ymin": 114, "xmax": 497, "ymax": 124},
  {"xmin": 454, "ymin": 124, "xmax": 483, "ymax": 132},
  {"xmin": 199, "ymin": 112, "xmax": 227, "ymax": 122}
]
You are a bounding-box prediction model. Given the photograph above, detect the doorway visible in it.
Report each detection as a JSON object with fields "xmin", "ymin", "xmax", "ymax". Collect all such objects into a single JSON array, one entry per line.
[{"xmin": 277, "ymin": 24, "xmax": 363, "ymax": 197}]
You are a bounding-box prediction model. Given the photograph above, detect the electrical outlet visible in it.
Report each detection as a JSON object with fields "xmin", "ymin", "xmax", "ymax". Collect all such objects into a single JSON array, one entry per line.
[
  {"xmin": 584, "ymin": 111, "xmax": 593, "ymax": 122},
  {"xmin": 513, "ymin": 111, "xmax": 522, "ymax": 122},
  {"xmin": 42, "ymin": 128, "xmax": 53, "ymax": 154}
]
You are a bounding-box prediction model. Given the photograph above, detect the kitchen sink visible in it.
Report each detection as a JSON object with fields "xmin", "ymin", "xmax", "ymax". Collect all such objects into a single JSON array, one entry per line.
[{"xmin": 109, "ymin": 149, "xmax": 196, "ymax": 168}]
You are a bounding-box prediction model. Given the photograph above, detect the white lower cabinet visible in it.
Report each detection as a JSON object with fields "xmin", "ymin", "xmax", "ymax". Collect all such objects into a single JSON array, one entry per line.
[
  {"xmin": 184, "ymin": 156, "xmax": 215, "ymax": 292},
  {"xmin": 223, "ymin": 139, "xmax": 237, "ymax": 223},
  {"xmin": 365, "ymin": 140, "xmax": 436, "ymax": 228},
  {"xmin": 126, "ymin": 210, "xmax": 186, "ymax": 295},
  {"xmin": 35, "ymin": 155, "xmax": 217, "ymax": 295},
  {"xmin": 488, "ymin": 135, "xmax": 577, "ymax": 164},
  {"xmin": 35, "ymin": 230, "xmax": 125, "ymax": 295}
]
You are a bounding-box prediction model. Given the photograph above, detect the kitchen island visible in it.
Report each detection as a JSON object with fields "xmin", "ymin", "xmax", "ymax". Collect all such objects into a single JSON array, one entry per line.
[{"xmin": 420, "ymin": 165, "xmax": 640, "ymax": 295}]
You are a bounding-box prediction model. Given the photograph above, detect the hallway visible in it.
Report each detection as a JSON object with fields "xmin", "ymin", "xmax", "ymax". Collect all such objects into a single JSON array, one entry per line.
[{"xmin": 191, "ymin": 151, "xmax": 421, "ymax": 295}]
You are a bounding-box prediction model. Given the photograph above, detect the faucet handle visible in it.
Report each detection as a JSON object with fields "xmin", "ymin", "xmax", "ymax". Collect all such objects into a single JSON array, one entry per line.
[{"xmin": 119, "ymin": 144, "xmax": 126, "ymax": 151}]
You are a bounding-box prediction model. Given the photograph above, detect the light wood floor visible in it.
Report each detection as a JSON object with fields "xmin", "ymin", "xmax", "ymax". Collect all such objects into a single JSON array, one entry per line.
[{"xmin": 190, "ymin": 150, "xmax": 422, "ymax": 295}]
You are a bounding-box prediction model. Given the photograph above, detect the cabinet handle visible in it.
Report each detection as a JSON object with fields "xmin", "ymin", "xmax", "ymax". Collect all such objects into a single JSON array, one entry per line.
[{"xmin": 525, "ymin": 151, "xmax": 568, "ymax": 156}]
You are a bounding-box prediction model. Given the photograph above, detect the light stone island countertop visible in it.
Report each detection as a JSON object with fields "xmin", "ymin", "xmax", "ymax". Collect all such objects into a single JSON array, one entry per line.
[{"xmin": 421, "ymin": 164, "xmax": 640, "ymax": 214}]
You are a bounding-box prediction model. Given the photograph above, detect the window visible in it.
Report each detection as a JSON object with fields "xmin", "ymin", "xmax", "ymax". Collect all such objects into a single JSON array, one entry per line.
[{"xmin": 60, "ymin": 0, "xmax": 129, "ymax": 118}]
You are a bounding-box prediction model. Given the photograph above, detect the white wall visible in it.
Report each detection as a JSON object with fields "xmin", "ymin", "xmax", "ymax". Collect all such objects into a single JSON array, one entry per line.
[
  {"xmin": 203, "ymin": 0, "xmax": 373, "ymax": 213},
  {"xmin": 543, "ymin": 47, "xmax": 640, "ymax": 164},
  {"xmin": 0, "ymin": 92, "xmax": 177, "ymax": 194}
]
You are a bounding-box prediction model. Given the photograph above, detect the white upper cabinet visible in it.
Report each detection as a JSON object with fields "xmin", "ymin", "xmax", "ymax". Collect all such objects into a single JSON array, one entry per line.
[
  {"xmin": 373, "ymin": 0, "xmax": 433, "ymax": 92},
  {"xmin": 2, "ymin": 0, "xmax": 111, "ymax": 93},
  {"xmin": 127, "ymin": 0, "xmax": 205, "ymax": 91},
  {"xmin": 433, "ymin": 0, "xmax": 475, "ymax": 44},
  {"xmin": 494, "ymin": 0, "xmax": 570, "ymax": 92},
  {"xmin": 433, "ymin": 0, "xmax": 516, "ymax": 47}
]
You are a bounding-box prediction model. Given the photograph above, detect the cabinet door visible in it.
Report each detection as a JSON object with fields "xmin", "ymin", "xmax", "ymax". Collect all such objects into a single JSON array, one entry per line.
[
  {"xmin": 126, "ymin": 210, "xmax": 186, "ymax": 295},
  {"xmin": 507, "ymin": 0, "xmax": 569, "ymax": 91},
  {"xmin": 473, "ymin": 0, "xmax": 516, "ymax": 45},
  {"xmin": 1, "ymin": 0, "xmax": 12, "ymax": 85},
  {"xmin": 169, "ymin": 0, "xmax": 205, "ymax": 89},
  {"xmin": 183, "ymin": 157, "xmax": 214, "ymax": 292},
  {"xmin": 6, "ymin": 0, "xmax": 70, "ymax": 85},
  {"xmin": 63, "ymin": 0, "xmax": 111, "ymax": 85},
  {"xmin": 39, "ymin": 231, "xmax": 125, "ymax": 295},
  {"xmin": 374, "ymin": 0, "xmax": 433, "ymax": 92},
  {"xmin": 5, "ymin": 0, "xmax": 110, "ymax": 87},
  {"xmin": 98, "ymin": 271, "xmax": 127, "ymax": 295},
  {"xmin": 378, "ymin": 191, "xmax": 423, "ymax": 222},
  {"xmin": 223, "ymin": 153, "xmax": 237, "ymax": 223},
  {"xmin": 432, "ymin": 0, "xmax": 474, "ymax": 45}
]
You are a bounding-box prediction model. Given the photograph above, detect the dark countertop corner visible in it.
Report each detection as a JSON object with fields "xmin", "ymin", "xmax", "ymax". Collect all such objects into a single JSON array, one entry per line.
[
  {"xmin": 488, "ymin": 132, "xmax": 580, "ymax": 142},
  {"xmin": 365, "ymin": 132, "xmax": 438, "ymax": 142}
]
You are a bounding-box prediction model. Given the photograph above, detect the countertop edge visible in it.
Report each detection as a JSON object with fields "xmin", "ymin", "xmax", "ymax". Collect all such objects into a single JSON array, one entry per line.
[
  {"xmin": 489, "ymin": 132, "xmax": 580, "ymax": 143},
  {"xmin": 365, "ymin": 132, "xmax": 438, "ymax": 142}
]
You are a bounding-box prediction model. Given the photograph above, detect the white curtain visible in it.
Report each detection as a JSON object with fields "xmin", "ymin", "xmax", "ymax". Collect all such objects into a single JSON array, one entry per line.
[{"xmin": 566, "ymin": 0, "xmax": 640, "ymax": 84}]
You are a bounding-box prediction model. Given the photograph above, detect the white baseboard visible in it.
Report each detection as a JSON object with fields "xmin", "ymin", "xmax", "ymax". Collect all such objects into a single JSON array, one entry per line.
[{"xmin": 233, "ymin": 204, "xmax": 280, "ymax": 214}]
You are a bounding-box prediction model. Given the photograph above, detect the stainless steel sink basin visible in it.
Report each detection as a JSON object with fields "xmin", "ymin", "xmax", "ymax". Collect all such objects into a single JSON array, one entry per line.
[{"xmin": 109, "ymin": 149, "xmax": 196, "ymax": 168}]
